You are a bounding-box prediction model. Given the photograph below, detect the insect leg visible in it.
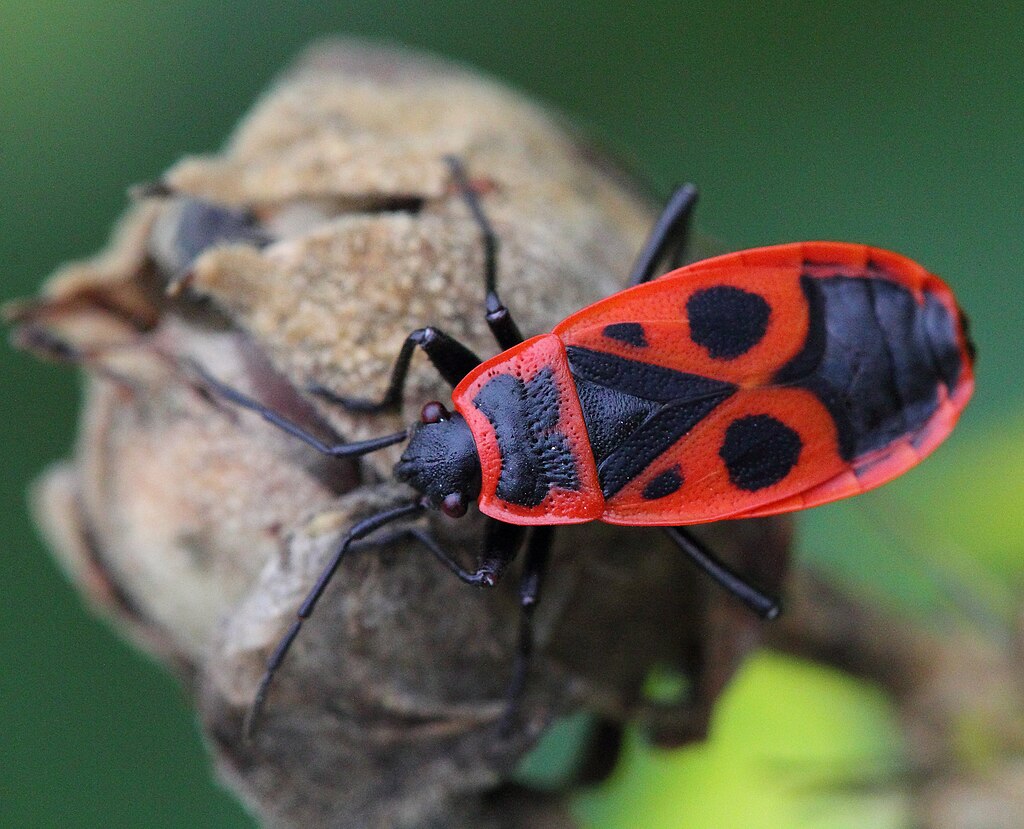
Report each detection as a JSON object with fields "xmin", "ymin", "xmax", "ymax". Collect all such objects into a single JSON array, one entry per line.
[
  {"xmin": 245, "ymin": 500, "xmax": 426, "ymax": 737},
  {"xmin": 343, "ymin": 525, "xmax": 498, "ymax": 587},
  {"xmin": 359, "ymin": 518, "xmax": 526, "ymax": 586},
  {"xmin": 195, "ymin": 363, "xmax": 408, "ymax": 458},
  {"xmin": 499, "ymin": 524, "xmax": 555, "ymax": 734},
  {"xmin": 308, "ymin": 326, "xmax": 481, "ymax": 414},
  {"xmin": 627, "ymin": 184, "xmax": 699, "ymax": 286},
  {"xmin": 476, "ymin": 518, "xmax": 528, "ymax": 586},
  {"xmin": 664, "ymin": 527, "xmax": 780, "ymax": 619},
  {"xmin": 444, "ymin": 155, "xmax": 524, "ymax": 351},
  {"xmin": 369, "ymin": 519, "xmax": 526, "ymax": 591},
  {"xmin": 398, "ymin": 525, "xmax": 521, "ymax": 587}
]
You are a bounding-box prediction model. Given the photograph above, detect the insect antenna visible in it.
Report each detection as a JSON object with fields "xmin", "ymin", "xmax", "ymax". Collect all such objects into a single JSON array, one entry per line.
[
  {"xmin": 192, "ymin": 362, "xmax": 409, "ymax": 458},
  {"xmin": 245, "ymin": 499, "xmax": 427, "ymax": 738}
]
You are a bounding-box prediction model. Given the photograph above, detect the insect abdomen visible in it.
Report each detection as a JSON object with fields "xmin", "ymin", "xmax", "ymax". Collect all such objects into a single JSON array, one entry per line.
[{"xmin": 776, "ymin": 269, "xmax": 969, "ymax": 462}]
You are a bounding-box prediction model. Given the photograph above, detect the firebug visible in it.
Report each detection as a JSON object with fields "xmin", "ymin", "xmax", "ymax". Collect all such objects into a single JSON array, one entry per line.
[{"xmin": 198, "ymin": 157, "xmax": 974, "ymax": 734}]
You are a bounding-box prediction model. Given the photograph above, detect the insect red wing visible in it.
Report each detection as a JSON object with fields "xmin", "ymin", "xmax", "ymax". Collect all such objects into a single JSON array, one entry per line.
[
  {"xmin": 676, "ymin": 241, "xmax": 879, "ymax": 281},
  {"xmin": 601, "ymin": 387, "xmax": 847, "ymax": 525},
  {"xmin": 720, "ymin": 379, "xmax": 971, "ymax": 520},
  {"xmin": 555, "ymin": 242, "xmax": 974, "ymax": 526},
  {"xmin": 553, "ymin": 263, "xmax": 810, "ymax": 385},
  {"xmin": 554, "ymin": 260, "xmax": 832, "ymax": 524}
]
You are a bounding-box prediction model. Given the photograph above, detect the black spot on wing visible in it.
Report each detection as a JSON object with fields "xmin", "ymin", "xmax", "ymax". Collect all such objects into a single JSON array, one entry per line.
[
  {"xmin": 603, "ymin": 322, "xmax": 649, "ymax": 347},
  {"xmin": 473, "ymin": 368, "xmax": 579, "ymax": 508},
  {"xmin": 686, "ymin": 286, "xmax": 771, "ymax": 359},
  {"xmin": 642, "ymin": 466, "xmax": 683, "ymax": 500},
  {"xmin": 720, "ymin": 415, "xmax": 802, "ymax": 491}
]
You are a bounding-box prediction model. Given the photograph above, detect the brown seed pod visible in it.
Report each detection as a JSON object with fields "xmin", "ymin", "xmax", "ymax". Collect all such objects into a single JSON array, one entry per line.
[{"xmin": 13, "ymin": 40, "xmax": 790, "ymax": 828}]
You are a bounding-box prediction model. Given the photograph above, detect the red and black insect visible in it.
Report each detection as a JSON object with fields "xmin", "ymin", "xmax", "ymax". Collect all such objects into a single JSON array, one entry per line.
[{"xmin": 203, "ymin": 158, "xmax": 974, "ymax": 734}]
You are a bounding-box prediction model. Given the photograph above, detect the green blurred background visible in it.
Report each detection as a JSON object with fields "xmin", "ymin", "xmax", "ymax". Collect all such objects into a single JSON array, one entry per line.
[{"xmin": 2, "ymin": 2, "xmax": 1021, "ymax": 827}]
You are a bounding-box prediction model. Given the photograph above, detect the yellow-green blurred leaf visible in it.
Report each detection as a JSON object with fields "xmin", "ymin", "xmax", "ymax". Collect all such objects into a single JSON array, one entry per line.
[{"xmin": 575, "ymin": 652, "xmax": 907, "ymax": 829}]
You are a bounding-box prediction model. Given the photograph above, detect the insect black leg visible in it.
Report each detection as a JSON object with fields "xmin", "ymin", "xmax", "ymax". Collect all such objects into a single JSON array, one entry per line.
[
  {"xmin": 499, "ymin": 524, "xmax": 555, "ymax": 735},
  {"xmin": 368, "ymin": 518, "xmax": 527, "ymax": 586},
  {"xmin": 664, "ymin": 527, "xmax": 780, "ymax": 619},
  {"xmin": 245, "ymin": 500, "xmax": 426, "ymax": 737},
  {"xmin": 397, "ymin": 524, "xmax": 518, "ymax": 587},
  {"xmin": 627, "ymin": 184, "xmax": 700, "ymax": 286},
  {"xmin": 194, "ymin": 363, "xmax": 408, "ymax": 458},
  {"xmin": 444, "ymin": 155, "xmax": 524, "ymax": 351},
  {"xmin": 342, "ymin": 525, "xmax": 495, "ymax": 589},
  {"xmin": 308, "ymin": 326, "xmax": 481, "ymax": 414},
  {"xmin": 476, "ymin": 518, "xmax": 528, "ymax": 585}
]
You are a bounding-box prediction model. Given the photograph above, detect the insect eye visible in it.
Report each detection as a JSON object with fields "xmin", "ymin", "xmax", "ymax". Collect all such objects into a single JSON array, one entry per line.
[
  {"xmin": 440, "ymin": 492, "xmax": 467, "ymax": 518},
  {"xmin": 421, "ymin": 401, "xmax": 449, "ymax": 424}
]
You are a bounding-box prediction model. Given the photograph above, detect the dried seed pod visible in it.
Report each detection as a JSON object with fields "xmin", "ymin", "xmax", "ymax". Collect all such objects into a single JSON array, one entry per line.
[{"xmin": 13, "ymin": 40, "xmax": 790, "ymax": 828}]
